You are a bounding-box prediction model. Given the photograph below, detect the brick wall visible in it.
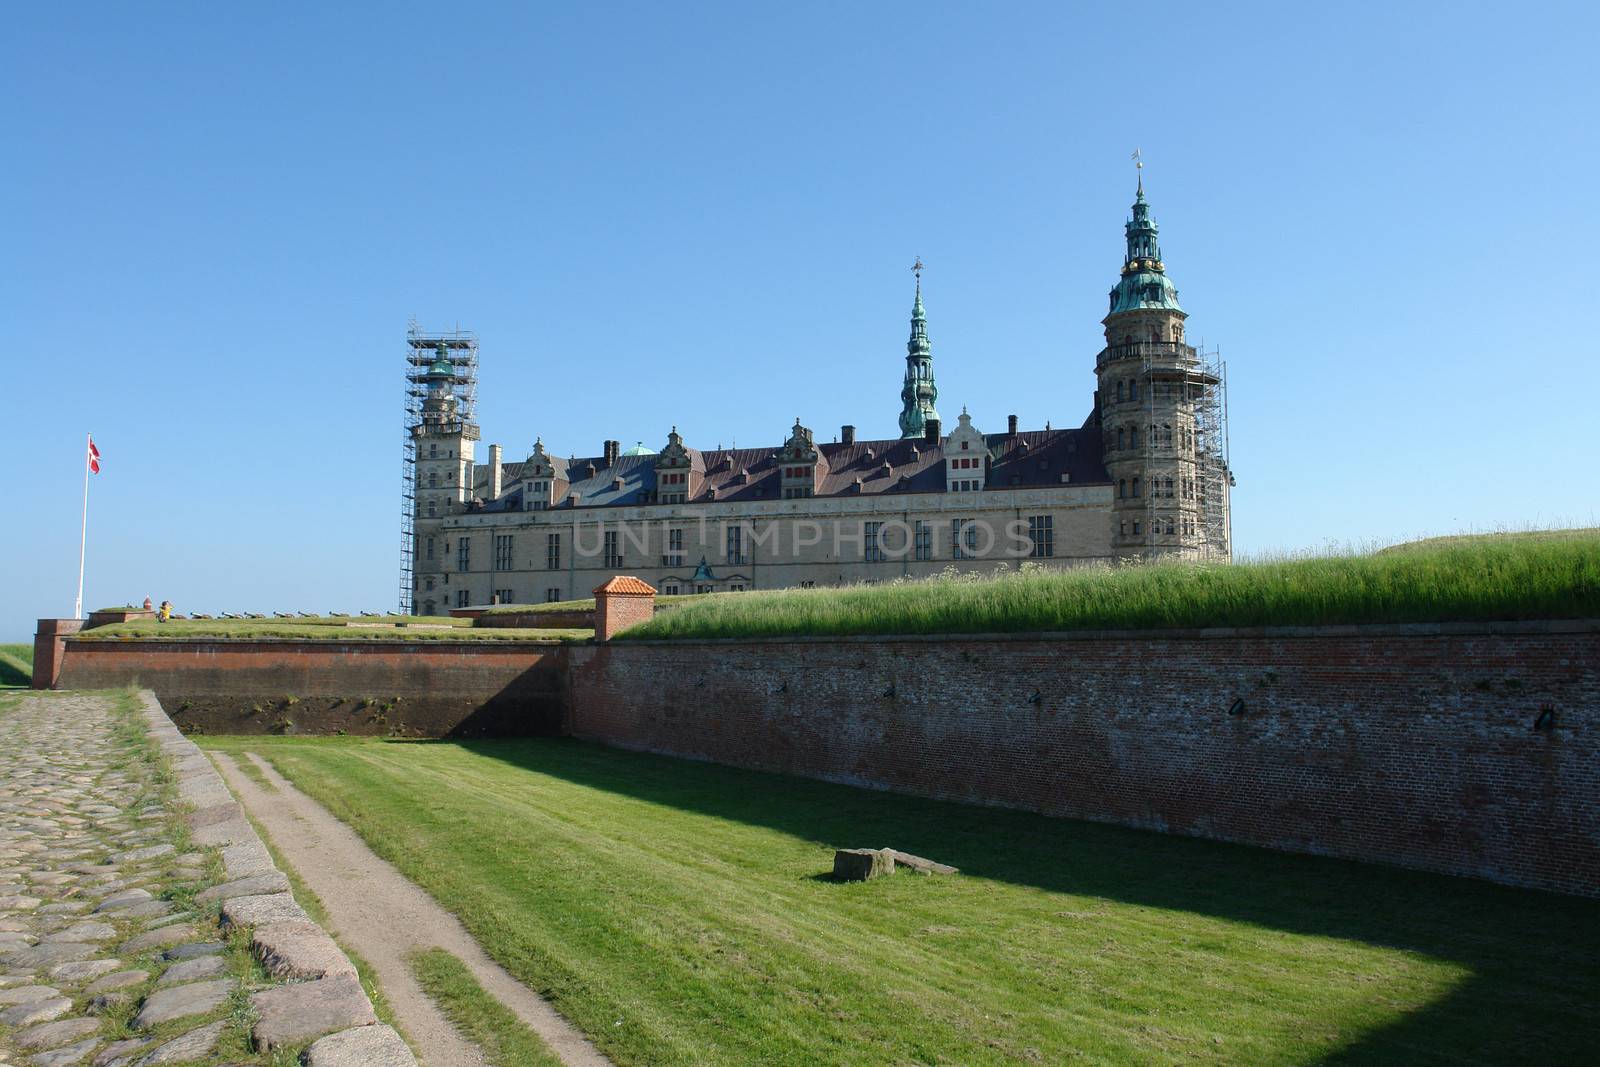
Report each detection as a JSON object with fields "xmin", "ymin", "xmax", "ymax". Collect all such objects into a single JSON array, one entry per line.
[
  {"xmin": 32, "ymin": 619, "xmax": 83, "ymax": 689},
  {"xmin": 567, "ymin": 622, "xmax": 1600, "ymax": 897},
  {"xmin": 56, "ymin": 639, "xmax": 564, "ymax": 737}
]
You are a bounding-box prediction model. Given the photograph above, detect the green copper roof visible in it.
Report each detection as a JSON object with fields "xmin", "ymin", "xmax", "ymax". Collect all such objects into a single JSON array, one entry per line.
[
  {"xmin": 424, "ymin": 342, "xmax": 455, "ymax": 379},
  {"xmin": 620, "ymin": 441, "xmax": 656, "ymax": 456},
  {"xmin": 1107, "ymin": 182, "xmax": 1183, "ymax": 316},
  {"xmin": 898, "ymin": 271, "xmax": 940, "ymax": 439}
]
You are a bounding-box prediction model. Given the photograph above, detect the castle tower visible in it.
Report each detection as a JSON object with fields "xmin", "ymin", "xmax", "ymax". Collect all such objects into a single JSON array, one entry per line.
[
  {"xmin": 411, "ymin": 344, "xmax": 479, "ymax": 610},
  {"xmin": 1096, "ymin": 169, "xmax": 1221, "ymax": 561},
  {"xmin": 898, "ymin": 259, "xmax": 940, "ymax": 439}
]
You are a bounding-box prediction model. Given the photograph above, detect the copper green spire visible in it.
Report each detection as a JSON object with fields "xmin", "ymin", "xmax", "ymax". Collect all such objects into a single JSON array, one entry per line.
[
  {"xmin": 1108, "ymin": 165, "xmax": 1183, "ymax": 316},
  {"xmin": 899, "ymin": 257, "xmax": 940, "ymax": 439}
]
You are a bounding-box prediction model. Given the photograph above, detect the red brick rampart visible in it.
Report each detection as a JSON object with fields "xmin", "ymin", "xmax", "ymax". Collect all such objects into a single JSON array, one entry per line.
[
  {"xmin": 55, "ymin": 638, "xmax": 565, "ymax": 737},
  {"xmin": 567, "ymin": 621, "xmax": 1600, "ymax": 897}
]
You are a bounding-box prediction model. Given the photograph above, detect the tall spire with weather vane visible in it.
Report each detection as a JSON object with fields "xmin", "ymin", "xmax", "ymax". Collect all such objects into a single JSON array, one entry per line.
[
  {"xmin": 1108, "ymin": 150, "xmax": 1183, "ymax": 315},
  {"xmin": 898, "ymin": 257, "xmax": 941, "ymax": 439}
]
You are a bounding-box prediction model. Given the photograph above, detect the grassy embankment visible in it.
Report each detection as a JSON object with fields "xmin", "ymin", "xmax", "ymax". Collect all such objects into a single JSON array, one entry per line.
[
  {"xmin": 621, "ymin": 529, "xmax": 1600, "ymax": 640},
  {"xmin": 74, "ymin": 617, "xmax": 590, "ymax": 642},
  {"xmin": 198, "ymin": 734, "xmax": 1600, "ymax": 1067},
  {"xmin": 0, "ymin": 642, "xmax": 33, "ymax": 687}
]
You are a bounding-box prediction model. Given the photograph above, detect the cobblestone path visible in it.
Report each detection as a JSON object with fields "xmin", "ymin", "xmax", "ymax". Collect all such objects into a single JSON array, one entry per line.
[{"xmin": 0, "ymin": 692, "xmax": 415, "ymax": 1067}]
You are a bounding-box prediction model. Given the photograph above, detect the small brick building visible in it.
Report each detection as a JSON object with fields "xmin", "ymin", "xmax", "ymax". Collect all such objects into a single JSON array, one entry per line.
[{"xmin": 593, "ymin": 576, "xmax": 656, "ymax": 641}]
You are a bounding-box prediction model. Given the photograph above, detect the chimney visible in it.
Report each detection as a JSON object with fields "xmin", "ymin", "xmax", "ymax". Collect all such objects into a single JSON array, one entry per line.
[
  {"xmin": 924, "ymin": 418, "xmax": 941, "ymax": 444},
  {"xmin": 488, "ymin": 444, "xmax": 503, "ymax": 499},
  {"xmin": 1008, "ymin": 414, "xmax": 1018, "ymax": 435},
  {"xmin": 841, "ymin": 424, "xmax": 855, "ymax": 445},
  {"xmin": 603, "ymin": 440, "xmax": 619, "ymax": 467}
]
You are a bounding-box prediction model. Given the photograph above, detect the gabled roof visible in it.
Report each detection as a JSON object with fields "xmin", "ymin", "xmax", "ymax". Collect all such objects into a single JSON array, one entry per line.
[{"xmin": 469, "ymin": 414, "xmax": 1108, "ymax": 509}]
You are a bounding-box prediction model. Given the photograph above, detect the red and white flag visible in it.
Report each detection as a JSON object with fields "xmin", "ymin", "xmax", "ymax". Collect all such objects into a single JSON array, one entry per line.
[{"xmin": 87, "ymin": 436, "xmax": 101, "ymax": 474}]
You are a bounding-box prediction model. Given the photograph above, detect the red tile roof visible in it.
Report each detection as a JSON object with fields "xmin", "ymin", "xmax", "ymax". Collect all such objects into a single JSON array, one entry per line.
[{"xmin": 593, "ymin": 576, "xmax": 657, "ymax": 596}]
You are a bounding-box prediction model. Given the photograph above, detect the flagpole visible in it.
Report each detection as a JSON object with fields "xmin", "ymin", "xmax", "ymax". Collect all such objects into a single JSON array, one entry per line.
[{"xmin": 75, "ymin": 433, "xmax": 90, "ymax": 620}]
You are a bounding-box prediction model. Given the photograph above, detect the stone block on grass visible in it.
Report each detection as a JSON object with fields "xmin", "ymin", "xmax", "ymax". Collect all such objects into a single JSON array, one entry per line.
[{"xmin": 833, "ymin": 848, "xmax": 895, "ymax": 881}]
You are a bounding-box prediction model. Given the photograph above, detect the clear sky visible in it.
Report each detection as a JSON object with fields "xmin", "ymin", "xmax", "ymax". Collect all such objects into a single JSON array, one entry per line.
[{"xmin": 4, "ymin": 2, "xmax": 1597, "ymax": 637}]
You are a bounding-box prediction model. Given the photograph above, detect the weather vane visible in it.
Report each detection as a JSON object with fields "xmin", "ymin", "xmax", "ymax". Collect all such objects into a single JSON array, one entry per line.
[
  {"xmin": 912, "ymin": 256, "xmax": 924, "ymax": 281},
  {"xmin": 1132, "ymin": 147, "xmax": 1143, "ymax": 171}
]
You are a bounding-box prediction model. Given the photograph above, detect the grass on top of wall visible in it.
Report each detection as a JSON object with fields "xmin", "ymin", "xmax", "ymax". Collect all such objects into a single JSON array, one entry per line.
[
  {"xmin": 0, "ymin": 643, "xmax": 33, "ymax": 688},
  {"xmin": 619, "ymin": 530, "xmax": 1600, "ymax": 641},
  {"xmin": 482, "ymin": 594, "xmax": 694, "ymax": 615},
  {"xmin": 73, "ymin": 619, "xmax": 591, "ymax": 642}
]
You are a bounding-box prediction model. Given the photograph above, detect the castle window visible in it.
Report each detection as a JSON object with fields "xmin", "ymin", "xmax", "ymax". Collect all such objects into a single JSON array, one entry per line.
[
  {"xmin": 422, "ymin": 600, "xmax": 435, "ymax": 615},
  {"xmin": 1116, "ymin": 427, "xmax": 1125, "ymax": 450},
  {"xmin": 494, "ymin": 588, "xmax": 514, "ymax": 605},
  {"xmin": 1120, "ymin": 520, "xmax": 1128, "ymax": 537},
  {"xmin": 425, "ymin": 577, "xmax": 434, "ymax": 591},
  {"xmin": 914, "ymin": 521, "xmax": 933, "ymax": 561},
  {"xmin": 493, "ymin": 534, "xmax": 514, "ymax": 571},
  {"xmin": 1115, "ymin": 380, "xmax": 1124, "ymax": 402},
  {"xmin": 1129, "ymin": 427, "xmax": 1140, "ymax": 448},
  {"xmin": 425, "ymin": 536, "xmax": 434, "ymax": 561},
  {"xmin": 726, "ymin": 525, "xmax": 747, "ymax": 564},
  {"xmin": 456, "ymin": 590, "xmax": 470, "ymax": 608},
  {"xmin": 1133, "ymin": 520, "xmax": 1142, "ymax": 535},
  {"xmin": 546, "ymin": 587, "xmax": 561, "ymax": 602},
  {"xmin": 952, "ymin": 518, "xmax": 977, "ymax": 559},
  {"xmin": 864, "ymin": 522, "xmax": 885, "ymax": 562},
  {"xmin": 662, "ymin": 582, "xmax": 680, "ymax": 596},
  {"xmin": 1165, "ymin": 477, "xmax": 1175, "ymax": 497},
  {"xmin": 1027, "ymin": 515, "xmax": 1054, "ymax": 558},
  {"xmin": 428, "ymin": 472, "xmax": 437, "ymax": 488},
  {"xmin": 1118, "ymin": 479, "xmax": 1126, "ymax": 499},
  {"xmin": 1129, "ymin": 380, "xmax": 1139, "ymax": 402},
  {"xmin": 961, "ymin": 441, "xmax": 969, "ymax": 450},
  {"xmin": 426, "ymin": 500, "xmax": 435, "ymax": 518},
  {"xmin": 603, "ymin": 530, "xmax": 622, "ymax": 568},
  {"xmin": 1131, "ymin": 477, "xmax": 1141, "ymax": 498},
  {"xmin": 429, "ymin": 443, "xmax": 438, "ymax": 458},
  {"xmin": 546, "ymin": 532, "xmax": 560, "ymax": 570},
  {"xmin": 457, "ymin": 538, "xmax": 471, "ymax": 571},
  {"xmin": 1166, "ymin": 520, "xmax": 1176, "ymax": 535}
]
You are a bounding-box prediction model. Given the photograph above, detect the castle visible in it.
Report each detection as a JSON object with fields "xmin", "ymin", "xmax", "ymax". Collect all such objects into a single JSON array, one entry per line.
[{"xmin": 402, "ymin": 177, "xmax": 1232, "ymax": 613}]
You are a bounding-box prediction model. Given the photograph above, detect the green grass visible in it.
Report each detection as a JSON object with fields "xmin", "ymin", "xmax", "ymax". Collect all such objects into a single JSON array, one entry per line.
[
  {"xmin": 196, "ymin": 734, "xmax": 1600, "ymax": 1066},
  {"xmin": 73, "ymin": 619, "xmax": 590, "ymax": 642},
  {"xmin": 622, "ymin": 530, "xmax": 1600, "ymax": 640},
  {"xmin": 482, "ymin": 594, "xmax": 693, "ymax": 615},
  {"xmin": 409, "ymin": 948, "xmax": 565, "ymax": 1067},
  {"xmin": 0, "ymin": 642, "xmax": 32, "ymax": 688}
]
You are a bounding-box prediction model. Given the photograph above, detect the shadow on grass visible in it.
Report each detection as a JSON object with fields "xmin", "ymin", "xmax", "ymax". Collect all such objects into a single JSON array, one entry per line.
[{"xmin": 396, "ymin": 735, "xmax": 1599, "ymax": 1066}]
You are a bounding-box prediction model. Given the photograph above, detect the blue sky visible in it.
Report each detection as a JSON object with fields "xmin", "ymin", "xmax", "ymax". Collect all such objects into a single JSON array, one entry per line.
[{"xmin": 4, "ymin": 2, "xmax": 1597, "ymax": 636}]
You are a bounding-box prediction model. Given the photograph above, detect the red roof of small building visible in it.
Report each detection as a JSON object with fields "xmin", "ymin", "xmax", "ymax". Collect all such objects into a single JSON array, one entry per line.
[{"xmin": 593, "ymin": 576, "xmax": 657, "ymax": 597}]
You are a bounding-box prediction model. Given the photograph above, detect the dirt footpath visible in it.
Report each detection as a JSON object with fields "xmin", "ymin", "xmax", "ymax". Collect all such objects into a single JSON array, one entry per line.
[{"xmin": 210, "ymin": 749, "xmax": 612, "ymax": 1067}]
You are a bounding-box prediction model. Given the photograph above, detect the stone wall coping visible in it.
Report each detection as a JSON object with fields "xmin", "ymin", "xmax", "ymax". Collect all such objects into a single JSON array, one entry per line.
[
  {"xmin": 603, "ymin": 617, "xmax": 1600, "ymax": 648},
  {"xmin": 64, "ymin": 636, "xmax": 576, "ymax": 650}
]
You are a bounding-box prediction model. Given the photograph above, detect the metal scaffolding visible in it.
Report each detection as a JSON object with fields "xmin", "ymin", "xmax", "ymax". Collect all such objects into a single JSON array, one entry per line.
[
  {"xmin": 400, "ymin": 320, "xmax": 479, "ymax": 613},
  {"xmin": 1131, "ymin": 343, "xmax": 1231, "ymax": 562}
]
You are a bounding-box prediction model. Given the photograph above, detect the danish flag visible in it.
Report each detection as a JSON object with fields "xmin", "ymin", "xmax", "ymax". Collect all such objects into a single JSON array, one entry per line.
[{"xmin": 87, "ymin": 436, "xmax": 101, "ymax": 474}]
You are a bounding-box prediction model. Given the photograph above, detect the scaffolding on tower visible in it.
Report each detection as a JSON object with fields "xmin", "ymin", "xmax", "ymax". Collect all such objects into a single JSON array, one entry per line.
[
  {"xmin": 400, "ymin": 320, "xmax": 479, "ymax": 614},
  {"xmin": 1133, "ymin": 342, "xmax": 1231, "ymax": 562}
]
